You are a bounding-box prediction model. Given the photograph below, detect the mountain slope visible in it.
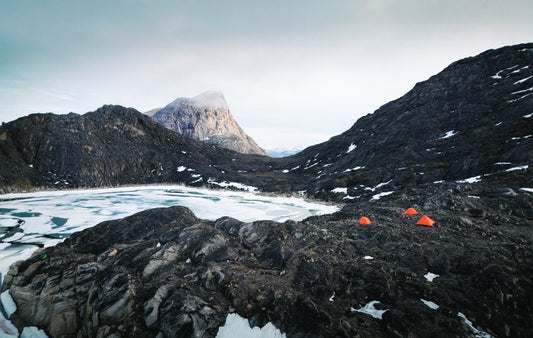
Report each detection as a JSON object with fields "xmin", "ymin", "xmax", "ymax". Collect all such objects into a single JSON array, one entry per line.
[
  {"xmin": 150, "ymin": 91, "xmax": 267, "ymax": 155},
  {"xmin": 283, "ymin": 43, "xmax": 533, "ymax": 201},
  {"xmin": 0, "ymin": 105, "xmax": 286, "ymax": 194}
]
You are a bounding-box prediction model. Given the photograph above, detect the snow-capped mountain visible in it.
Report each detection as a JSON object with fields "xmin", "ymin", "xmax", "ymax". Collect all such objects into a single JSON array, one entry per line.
[
  {"xmin": 149, "ymin": 91, "xmax": 267, "ymax": 156},
  {"xmin": 266, "ymin": 147, "xmax": 302, "ymax": 157}
]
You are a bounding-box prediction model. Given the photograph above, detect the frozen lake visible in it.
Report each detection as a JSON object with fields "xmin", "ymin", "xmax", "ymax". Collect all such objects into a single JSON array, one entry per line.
[{"xmin": 0, "ymin": 185, "xmax": 338, "ymax": 282}]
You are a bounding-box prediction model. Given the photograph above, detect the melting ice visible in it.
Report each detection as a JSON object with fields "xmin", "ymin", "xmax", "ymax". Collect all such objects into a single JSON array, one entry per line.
[{"xmin": 0, "ymin": 185, "xmax": 338, "ymax": 282}]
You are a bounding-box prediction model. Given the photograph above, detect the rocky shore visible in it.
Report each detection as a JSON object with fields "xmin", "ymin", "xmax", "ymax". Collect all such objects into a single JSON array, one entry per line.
[{"xmin": 3, "ymin": 178, "xmax": 532, "ymax": 337}]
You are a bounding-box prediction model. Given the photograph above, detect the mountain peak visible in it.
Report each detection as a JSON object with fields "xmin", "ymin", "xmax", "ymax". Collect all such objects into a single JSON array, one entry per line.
[
  {"xmin": 151, "ymin": 91, "xmax": 267, "ymax": 155},
  {"xmin": 167, "ymin": 90, "xmax": 228, "ymax": 110}
]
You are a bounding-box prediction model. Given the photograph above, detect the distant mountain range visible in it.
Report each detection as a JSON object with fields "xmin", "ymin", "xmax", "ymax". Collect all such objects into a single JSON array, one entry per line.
[
  {"xmin": 148, "ymin": 91, "xmax": 267, "ymax": 156},
  {"xmin": 266, "ymin": 147, "xmax": 302, "ymax": 157},
  {"xmin": 1, "ymin": 43, "xmax": 532, "ymax": 337}
]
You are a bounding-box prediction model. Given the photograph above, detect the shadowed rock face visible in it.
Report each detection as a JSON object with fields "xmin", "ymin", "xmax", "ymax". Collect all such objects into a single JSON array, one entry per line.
[
  {"xmin": 284, "ymin": 43, "xmax": 533, "ymax": 201},
  {"xmin": 1, "ymin": 44, "xmax": 533, "ymax": 337},
  {"xmin": 151, "ymin": 91, "xmax": 267, "ymax": 156},
  {"xmin": 0, "ymin": 105, "xmax": 289, "ymax": 194},
  {"xmin": 3, "ymin": 181, "xmax": 532, "ymax": 337}
]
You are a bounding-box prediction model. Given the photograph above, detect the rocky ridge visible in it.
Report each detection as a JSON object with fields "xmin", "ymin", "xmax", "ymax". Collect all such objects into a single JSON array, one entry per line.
[
  {"xmin": 282, "ymin": 43, "xmax": 533, "ymax": 202},
  {"xmin": 150, "ymin": 91, "xmax": 267, "ymax": 156}
]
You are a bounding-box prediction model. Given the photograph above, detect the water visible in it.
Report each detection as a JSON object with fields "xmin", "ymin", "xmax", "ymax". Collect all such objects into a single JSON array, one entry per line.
[{"xmin": 0, "ymin": 185, "xmax": 338, "ymax": 282}]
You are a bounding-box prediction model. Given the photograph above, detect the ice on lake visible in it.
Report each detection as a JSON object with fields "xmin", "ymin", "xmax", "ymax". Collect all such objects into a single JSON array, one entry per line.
[{"xmin": 0, "ymin": 185, "xmax": 338, "ymax": 283}]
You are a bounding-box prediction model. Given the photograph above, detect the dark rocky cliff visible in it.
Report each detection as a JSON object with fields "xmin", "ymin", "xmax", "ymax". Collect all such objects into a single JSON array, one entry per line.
[{"xmin": 283, "ymin": 43, "xmax": 533, "ymax": 201}]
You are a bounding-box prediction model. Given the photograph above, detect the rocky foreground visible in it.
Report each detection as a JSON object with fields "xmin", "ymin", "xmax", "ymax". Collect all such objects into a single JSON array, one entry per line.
[{"xmin": 3, "ymin": 175, "xmax": 532, "ymax": 337}]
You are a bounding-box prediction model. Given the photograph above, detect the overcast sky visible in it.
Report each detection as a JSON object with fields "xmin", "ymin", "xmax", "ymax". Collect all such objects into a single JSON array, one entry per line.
[{"xmin": 1, "ymin": 1, "xmax": 532, "ymax": 149}]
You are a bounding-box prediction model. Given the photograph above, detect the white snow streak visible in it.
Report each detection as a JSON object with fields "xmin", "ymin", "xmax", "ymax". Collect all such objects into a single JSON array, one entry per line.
[
  {"xmin": 513, "ymin": 75, "xmax": 532, "ymax": 85},
  {"xmin": 456, "ymin": 176, "xmax": 481, "ymax": 184},
  {"xmin": 457, "ymin": 312, "xmax": 493, "ymax": 338},
  {"xmin": 347, "ymin": 143, "xmax": 356, "ymax": 153},
  {"xmin": 505, "ymin": 165, "xmax": 528, "ymax": 172},
  {"xmin": 371, "ymin": 191, "xmax": 394, "ymax": 200}
]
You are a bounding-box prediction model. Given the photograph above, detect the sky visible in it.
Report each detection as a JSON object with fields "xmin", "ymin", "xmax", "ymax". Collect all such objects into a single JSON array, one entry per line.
[{"xmin": 1, "ymin": 0, "xmax": 532, "ymax": 150}]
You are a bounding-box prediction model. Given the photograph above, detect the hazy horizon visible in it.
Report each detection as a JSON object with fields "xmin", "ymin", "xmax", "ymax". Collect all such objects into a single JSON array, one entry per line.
[{"xmin": 1, "ymin": 1, "xmax": 532, "ymax": 149}]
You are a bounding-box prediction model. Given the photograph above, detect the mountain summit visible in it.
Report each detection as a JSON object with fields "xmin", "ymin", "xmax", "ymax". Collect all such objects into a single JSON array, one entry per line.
[{"xmin": 150, "ymin": 91, "xmax": 267, "ymax": 156}]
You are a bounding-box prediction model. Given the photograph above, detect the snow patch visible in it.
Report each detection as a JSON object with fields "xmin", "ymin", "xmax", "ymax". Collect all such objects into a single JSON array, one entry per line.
[
  {"xmin": 351, "ymin": 301, "xmax": 388, "ymax": 319},
  {"xmin": 371, "ymin": 191, "xmax": 394, "ymax": 201},
  {"xmin": 513, "ymin": 75, "xmax": 532, "ymax": 85},
  {"xmin": 347, "ymin": 143, "xmax": 356, "ymax": 153},
  {"xmin": 21, "ymin": 326, "xmax": 49, "ymax": 338},
  {"xmin": 505, "ymin": 165, "xmax": 528, "ymax": 172},
  {"xmin": 176, "ymin": 166, "xmax": 187, "ymax": 172},
  {"xmin": 420, "ymin": 299, "xmax": 439, "ymax": 310},
  {"xmin": 439, "ymin": 130, "xmax": 457, "ymax": 139},
  {"xmin": 216, "ymin": 313, "xmax": 286, "ymax": 338},
  {"xmin": 456, "ymin": 176, "xmax": 481, "ymax": 184},
  {"xmin": 1, "ymin": 290, "xmax": 17, "ymax": 318},
  {"xmin": 344, "ymin": 166, "xmax": 364, "ymax": 172},
  {"xmin": 490, "ymin": 70, "xmax": 502, "ymax": 79},
  {"xmin": 458, "ymin": 312, "xmax": 493, "ymax": 338},
  {"xmin": 511, "ymin": 86, "xmax": 533, "ymax": 95},
  {"xmin": 329, "ymin": 292, "xmax": 335, "ymax": 302},
  {"xmin": 281, "ymin": 169, "xmax": 289, "ymax": 174},
  {"xmin": 208, "ymin": 179, "xmax": 258, "ymax": 192},
  {"xmin": 331, "ymin": 187, "xmax": 347, "ymax": 194},
  {"xmin": 523, "ymin": 112, "xmax": 533, "ymax": 118},
  {"xmin": 520, "ymin": 188, "xmax": 533, "ymax": 193},
  {"xmin": 424, "ymin": 272, "xmax": 439, "ymax": 282},
  {"xmin": 507, "ymin": 92, "xmax": 533, "ymax": 102},
  {"xmin": 363, "ymin": 255, "xmax": 374, "ymax": 260}
]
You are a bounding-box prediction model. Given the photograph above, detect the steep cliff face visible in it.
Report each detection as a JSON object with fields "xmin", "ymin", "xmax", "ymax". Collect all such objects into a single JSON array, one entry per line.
[{"xmin": 150, "ymin": 91, "xmax": 267, "ymax": 155}]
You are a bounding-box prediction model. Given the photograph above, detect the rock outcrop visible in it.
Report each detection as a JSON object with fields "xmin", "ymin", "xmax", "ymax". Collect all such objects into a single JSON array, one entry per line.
[
  {"xmin": 150, "ymin": 91, "xmax": 267, "ymax": 155},
  {"xmin": 3, "ymin": 180, "xmax": 532, "ymax": 337}
]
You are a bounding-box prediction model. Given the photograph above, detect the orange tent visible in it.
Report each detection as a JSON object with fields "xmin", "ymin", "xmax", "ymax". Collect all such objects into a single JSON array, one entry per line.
[
  {"xmin": 416, "ymin": 215, "xmax": 435, "ymax": 227},
  {"xmin": 357, "ymin": 217, "xmax": 371, "ymax": 225},
  {"xmin": 404, "ymin": 208, "xmax": 419, "ymax": 215}
]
